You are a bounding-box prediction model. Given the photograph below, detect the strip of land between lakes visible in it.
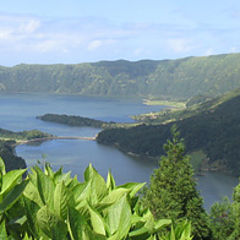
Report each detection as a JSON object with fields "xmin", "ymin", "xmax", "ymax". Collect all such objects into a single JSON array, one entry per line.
[{"xmin": 14, "ymin": 135, "xmax": 96, "ymax": 146}]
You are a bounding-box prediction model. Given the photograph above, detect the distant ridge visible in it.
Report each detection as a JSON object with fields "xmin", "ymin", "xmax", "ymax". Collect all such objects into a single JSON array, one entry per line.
[{"xmin": 0, "ymin": 53, "xmax": 240, "ymax": 99}]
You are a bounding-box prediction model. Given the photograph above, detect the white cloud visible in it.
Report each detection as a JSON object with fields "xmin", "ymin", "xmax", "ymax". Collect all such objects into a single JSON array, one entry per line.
[
  {"xmin": 87, "ymin": 40, "xmax": 102, "ymax": 51},
  {"xmin": 167, "ymin": 38, "xmax": 194, "ymax": 53},
  {"xmin": 0, "ymin": 12, "xmax": 238, "ymax": 65},
  {"xmin": 0, "ymin": 29, "xmax": 12, "ymax": 40},
  {"xmin": 34, "ymin": 40, "xmax": 59, "ymax": 52},
  {"xmin": 19, "ymin": 19, "xmax": 40, "ymax": 34}
]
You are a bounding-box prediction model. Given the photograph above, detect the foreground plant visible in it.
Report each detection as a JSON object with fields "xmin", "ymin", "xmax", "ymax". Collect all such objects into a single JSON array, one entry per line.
[
  {"xmin": 0, "ymin": 157, "xmax": 193, "ymax": 239},
  {"xmin": 0, "ymin": 157, "xmax": 28, "ymax": 238}
]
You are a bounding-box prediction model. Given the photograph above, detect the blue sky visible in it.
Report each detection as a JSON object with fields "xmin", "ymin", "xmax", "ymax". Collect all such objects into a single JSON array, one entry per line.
[{"xmin": 0, "ymin": 0, "xmax": 240, "ymax": 65}]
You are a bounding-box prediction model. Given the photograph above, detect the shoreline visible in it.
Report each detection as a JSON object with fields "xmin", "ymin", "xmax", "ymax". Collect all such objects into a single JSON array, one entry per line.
[{"xmin": 13, "ymin": 135, "xmax": 96, "ymax": 146}]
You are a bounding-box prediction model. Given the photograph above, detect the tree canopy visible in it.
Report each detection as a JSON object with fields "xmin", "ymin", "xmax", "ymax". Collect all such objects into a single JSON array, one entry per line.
[{"xmin": 141, "ymin": 126, "xmax": 212, "ymax": 240}]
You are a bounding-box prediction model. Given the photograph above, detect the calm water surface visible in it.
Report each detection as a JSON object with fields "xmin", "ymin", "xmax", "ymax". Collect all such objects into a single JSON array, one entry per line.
[{"xmin": 0, "ymin": 93, "xmax": 237, "ymax": 210}]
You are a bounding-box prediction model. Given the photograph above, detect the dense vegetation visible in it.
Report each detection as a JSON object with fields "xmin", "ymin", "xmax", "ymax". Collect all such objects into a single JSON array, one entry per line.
[
  {"xmin": 209, "ymin": 196, "xmax": 240, "ymax": 239},
  {"xmin": 38, "ymin": 114, "xmax": 115, "ymax": 128},
  {"xmin": 142, "ymin": 127, "xmax": 212, "ymax": 240},
  {"xmin": 133, "ymin": 88, "xmax": 240, "ymax": 123},
  {"xmin": 0, "ymin": 128, "xmax": 52, "ymax": 141},
  {"xmin": 2, "ymin": 53, "xmax": 240, "ymax": 99},
  {"xmin": 1, "ymin": 130, "xmax": 240, "ymax": 239},
  {"xmin": 0, "ymin": 128, "xmax": 51, "ymax": 172},
  {"xmin": 97, "ymin": 88, "xmax": 240, "ymax": 175},
  {"xmin": 0, "ymin": 157, "xmax": 192, "ymax": 240},
  {"xmin": 0, "ymin": 141, "xmax": 26, "ymax": 171}
]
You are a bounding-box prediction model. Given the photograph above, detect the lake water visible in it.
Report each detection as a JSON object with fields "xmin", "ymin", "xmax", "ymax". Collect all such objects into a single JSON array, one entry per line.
[{"xmin": 0, "ymin": 93, "xmax": 238, "ymax": 210}]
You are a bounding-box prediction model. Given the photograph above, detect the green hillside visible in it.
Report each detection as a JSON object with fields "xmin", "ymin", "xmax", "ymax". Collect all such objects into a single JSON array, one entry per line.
[
  {"xmin": 0, "ymin": 140, "xmax": 26, "ymax": 171},
  {"xmin": 0, "ymin": 128, "xmax": 52, "ymax": 171},
  {"xmin": 97, "ymin": 88, "xmax": 240, "ymax": 175},
  {"xmin": 133, "ymin": 88, "xmax": 240, "ymax": 124},
  {"xmin": 1, "ymin": 53, "xmax": 240, "ymax": 99}
]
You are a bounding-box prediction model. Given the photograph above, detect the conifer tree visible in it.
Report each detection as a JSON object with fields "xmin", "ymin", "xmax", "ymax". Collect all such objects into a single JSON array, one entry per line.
[
  {"xmin": 210, "ymin": 183, "xmax": 240, "ymax": 240},
  {"xmin": 142, "ymin": 125, "xmax": 212, "ymax": 240}
]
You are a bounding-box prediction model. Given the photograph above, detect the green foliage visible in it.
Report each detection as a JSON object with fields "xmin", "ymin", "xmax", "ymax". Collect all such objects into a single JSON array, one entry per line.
[
  {"xmin": 209, "ymin": 197, "xmax": 234, "ymax": 240},
  {"xmin": 0, "ymin": 140, "xmax": 26, "ymax": 172},
  {"xmin": 0, "ymin": 128, "xmax": 52, "ymax": 141},
  {"xmin": 160, "ymin": 220, "xmax": 193, "ymax": 240},
  {"xmin": 98, "ymin": 88, "xmax": 240, "ymax": 175},
  {"xmin": 0, "ymin": 158, "xmax": 193, "ymax": 239},
  {"xmin": 209, "ymin": 180, "xmax": 240, "ymax": 240},
  {"xmin": 0, "ymin": 157, "xmax": 28, "ymax": 238},
  {"xmin": 38, "ymin": 113, "xmax": 113, "ymax": 129},
  {"xmin": 38, "ymin": 113, "xmax": 137, "ymax": 129},
  {"xmin": 141, "ymin": 127, "xmax": 212, "ymax": 240},
  {"xmin": 0, "ymin": 128, "xmax": 51, "ymax": 172}
]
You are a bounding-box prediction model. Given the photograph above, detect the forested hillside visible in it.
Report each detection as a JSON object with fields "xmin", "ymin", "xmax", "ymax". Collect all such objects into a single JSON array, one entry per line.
[
  {"xmin": 0, "ymin": 140, "xmax": 26, "ymax": 171},
  {"xmin": 1, "ymin": 53, "xmax": 240, "ymax": 99},
  {"xmin": 0, "ymin": 128, "xmax": 51, "ymax": 171},
  {"xmin": 97, "ymin": 88, "xmax": 240, "ymax": 175}
]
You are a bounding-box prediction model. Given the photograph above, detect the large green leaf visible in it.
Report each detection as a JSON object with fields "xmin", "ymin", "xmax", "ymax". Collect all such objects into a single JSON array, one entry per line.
[
  {"xmin": 22, "ymin": 197, "xmax": 40, "ymax": 239},
  {"xmin": 55, "ymin": 171, "xmax": 72, "ymax": 186},
  {"xmin": 106, "ymin": 194, "xmax": 131, "ymax": 238},
  {"xmin": 67, "ymin": 207, "xmax": 85, "ymax": 240},
  {"xmin": 35, "ymin": 167, "xmax": 55, "ymax": 208},
  {"xmin": 72, "ymin": 182, "xmax": 88, "ymax": 201},
  {"xmin": 101, "ymin": 188, "xmax": 130, "ymax": 206},
  {"xmin": 36, "ymin": 205, "xmax": 67, "ymax": 240},
  {"xmin": 0, "ymin": 158, "xmax": 5, "ymax": 194},
  {"xmin": 0, "ymin": 158, "xmax": 6, "ymax": 175},
  {"xmin": 82, "ymin": 225, "xmax": 106, "ymax": 240},
  {"xmin": 154, "ymin": 219, "xmax": 172, "ymax": 231},
  {"xmin": 54, "ymin": 181, "xmax": 71, "ymax": 220},
  {"xmin": 1, "ymin": 169, "xmax": 26, "ymax": 194},
  {"xmin": 106, "ymin": 171, "xmax": 116, "ymax": 191},
  {"xmin": 23, "ymin": 181, "xmax": 44, "ymax": 207},
  {"xmin": 129, "ymin": 227, "xmax": 155, "ymax": 239},
  {"xmin": 84, "ymin": 164, "xmax": 108, "ymax": 204},
  {"xmin": 67, "ymin": 175, "xmax": 79, "ymax": 190},
  {"xmin": 0, "ymin": 220, "xmax": 8, "ymax": 240},
  {"xmin": 88, "ymin": 205, "xmax": 106, "ymax": 236},
  {"xmin": 22, "ymin": 233, "xmax": 33, "ymax": 240},
  {"xmin": 44, "ymin": 163, "xmax": 54, "ymax": 179},
  {"xmin": 74, "ymin": 182, "xmax": 92, "ymax": 208},
  {"xmin": 0, "ymin": 180, "xmax": 28, "ymax": 213},
  {"xmin": 179, "ymin": 221, "xmax": 192, "ymax": 240},
  {"xmin": 118, "ymin": 182, "xmax": 146, "ymax": 199}
]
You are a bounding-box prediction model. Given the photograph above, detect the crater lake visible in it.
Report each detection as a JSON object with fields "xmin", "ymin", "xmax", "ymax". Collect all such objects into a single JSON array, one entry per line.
[{"xmin": 0, "ymin": 93, "xmax": 237, "ymax": 210}]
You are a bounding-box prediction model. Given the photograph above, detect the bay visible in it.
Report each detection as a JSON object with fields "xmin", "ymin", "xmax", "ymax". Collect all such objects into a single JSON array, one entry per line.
[{"xmin": 0, "ymin": 93, "xmax": 237, "ymax": 210}]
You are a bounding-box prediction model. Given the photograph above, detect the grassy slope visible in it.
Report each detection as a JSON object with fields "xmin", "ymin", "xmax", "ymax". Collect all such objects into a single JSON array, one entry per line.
[{"xmin": 134, "ymin": 89, "xmax": 240, "ymax": 124}]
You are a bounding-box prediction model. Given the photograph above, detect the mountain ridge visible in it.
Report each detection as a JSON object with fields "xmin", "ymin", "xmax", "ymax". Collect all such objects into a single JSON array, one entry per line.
[{"xmin": 0, "ymin": 53, "xmax": 240, "ymax": 99}]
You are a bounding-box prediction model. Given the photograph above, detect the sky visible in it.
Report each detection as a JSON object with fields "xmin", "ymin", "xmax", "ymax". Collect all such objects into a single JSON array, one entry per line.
[{"xmin": 0, "ymin": 0, "xmax": 240, "ymax": 66}]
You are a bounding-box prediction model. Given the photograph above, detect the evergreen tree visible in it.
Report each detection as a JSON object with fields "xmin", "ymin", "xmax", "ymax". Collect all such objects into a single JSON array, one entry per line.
[
  {"xmin": 210, "ymin": 197, "xmax": 235, "ymax": 240},
  {"xmin": 210, "ymin": 183, "xmax": 240, "ymax": 240},
  {"xmin": 230, "ymin": 184, "xmax": 240, "ymax": 239},
  {"xmin": 142, "ymin": 125, "xmax": 212, "ymax": 240}
]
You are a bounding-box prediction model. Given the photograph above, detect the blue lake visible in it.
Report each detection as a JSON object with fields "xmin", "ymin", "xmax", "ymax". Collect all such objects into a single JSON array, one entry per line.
[{"xmin": 0, "ymin": 93, "xmax": 237, "ymax": 210}]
